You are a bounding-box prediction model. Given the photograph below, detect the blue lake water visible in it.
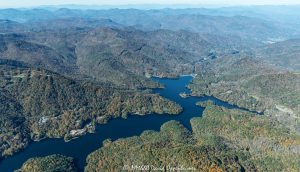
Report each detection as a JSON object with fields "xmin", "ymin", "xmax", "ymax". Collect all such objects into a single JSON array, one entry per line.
[{"xmin": 0, "ymin": 76, "xmax": 256, "ymax": 172}]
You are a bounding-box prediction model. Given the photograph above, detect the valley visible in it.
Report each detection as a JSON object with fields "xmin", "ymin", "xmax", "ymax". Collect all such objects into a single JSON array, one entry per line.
[{"xmin": 0, "ymin": 4, "xmax": 299, "ymax": 172}]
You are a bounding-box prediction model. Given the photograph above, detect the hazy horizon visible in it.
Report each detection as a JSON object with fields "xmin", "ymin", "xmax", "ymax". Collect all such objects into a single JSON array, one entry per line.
[{"xmin": 0, "ymin": 0, "xmax": 300, "ymax": 8}]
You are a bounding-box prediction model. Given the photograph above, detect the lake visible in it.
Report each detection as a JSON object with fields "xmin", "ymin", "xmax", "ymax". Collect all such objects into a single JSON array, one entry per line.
[{"xmin": 0, "ymin": 76, "xmax": 253, "ymax": 172}]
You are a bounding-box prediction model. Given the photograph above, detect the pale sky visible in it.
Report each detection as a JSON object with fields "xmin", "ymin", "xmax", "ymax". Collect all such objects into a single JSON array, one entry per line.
[{"xmin": 0, "ymin": 0, "xmax": 299, "ymax": 8}]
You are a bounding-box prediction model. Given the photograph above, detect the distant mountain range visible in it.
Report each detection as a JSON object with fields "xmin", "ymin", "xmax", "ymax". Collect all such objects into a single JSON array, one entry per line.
[{"xmin": 0, "ymin": 7, "xmax": 299, "ymax": 41}]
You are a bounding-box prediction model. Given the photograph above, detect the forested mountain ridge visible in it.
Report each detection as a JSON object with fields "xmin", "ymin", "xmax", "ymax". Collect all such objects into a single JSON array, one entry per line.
[
  {"xmin": 189, "ymin": 56, "xmax": 300, "ymax": 132},
  {"xmin": 0, "ymin": 23, "xmax": 250, "ymax": 88},
  {"xmin": 255, "ymin": 38, "xmax": 300, "ymax": 71},
  {"xmin": 0, "ymin": 59, "xmax": 181, "ymax": 158}
]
